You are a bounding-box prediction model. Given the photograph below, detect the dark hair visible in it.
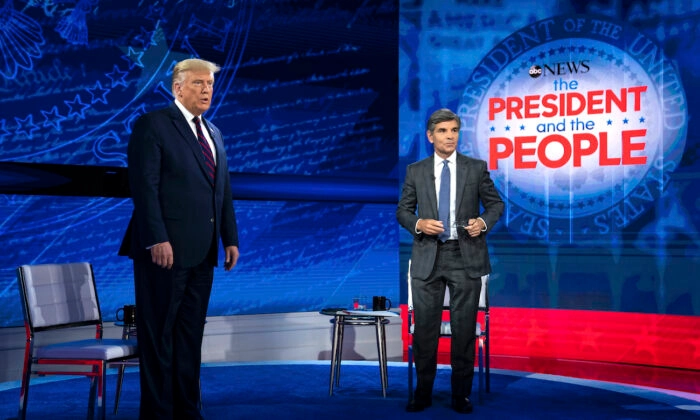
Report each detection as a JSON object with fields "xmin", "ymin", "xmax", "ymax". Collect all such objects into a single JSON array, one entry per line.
[{"xmin": 426, "ymin": 108, "xmax": 460, "ymax": 133}]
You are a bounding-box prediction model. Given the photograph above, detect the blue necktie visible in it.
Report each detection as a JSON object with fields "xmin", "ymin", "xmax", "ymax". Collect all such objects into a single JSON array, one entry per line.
[{"xmin": 438, "ymin": 159, "xmax": 450, "ymax": 242}]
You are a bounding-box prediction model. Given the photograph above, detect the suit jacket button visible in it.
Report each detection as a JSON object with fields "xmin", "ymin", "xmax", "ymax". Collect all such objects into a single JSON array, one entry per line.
[{"xmin": 210, "ymin": 218, "xmax": 214, "ymax": 223}]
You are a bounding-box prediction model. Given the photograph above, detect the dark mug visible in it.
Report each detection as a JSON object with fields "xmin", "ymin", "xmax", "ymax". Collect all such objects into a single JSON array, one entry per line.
[
  {"xmin": 116, "ymin": 304, "xmax": 136, "ymax": 325},
  {"xmin": 372, "ymin": 296, "xmax": 392, "ymax": 311}
]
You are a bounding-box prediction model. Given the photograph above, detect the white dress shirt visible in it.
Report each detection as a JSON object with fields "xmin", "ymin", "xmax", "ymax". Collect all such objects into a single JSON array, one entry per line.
[
  {"xmin": 414, "ymin": 152, "xmax": 487, "ymax": 236},
  {"xmin": 434, "ymin": 152, "xmax": 457, "ymax": 240}
]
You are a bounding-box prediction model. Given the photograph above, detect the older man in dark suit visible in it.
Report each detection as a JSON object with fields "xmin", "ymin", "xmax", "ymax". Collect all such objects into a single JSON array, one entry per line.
[
  {"xmin": 120, "ymin": 58, "xmax": 239, "ymax": 419},
  {"xmin": 397, "ymin": 108, "xmax": 503, "ymax": 414}
]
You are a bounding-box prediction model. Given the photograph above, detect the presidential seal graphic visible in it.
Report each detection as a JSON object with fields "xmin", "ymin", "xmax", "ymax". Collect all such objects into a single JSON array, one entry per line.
[{"xmin": 458, "ymin": 14, "xmax": 687, "ymax": 243}]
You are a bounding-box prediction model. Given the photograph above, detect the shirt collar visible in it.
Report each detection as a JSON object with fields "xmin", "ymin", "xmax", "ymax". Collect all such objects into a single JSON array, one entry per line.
[
  {"xmin": 434, "ymin": 151, "xmax": 456, "ymax": 168},
  {"xmin": 174, "ymin": 99, "xmax": 199, "ymax": 123}
]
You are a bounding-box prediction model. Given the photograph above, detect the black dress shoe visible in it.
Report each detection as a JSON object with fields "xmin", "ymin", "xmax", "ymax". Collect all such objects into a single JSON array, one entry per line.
[
  {"xmin": 451, "ymin": 396, "xmax": 473, "ymax": 414},
  {"xmin": 406, "ymin": 399, "xmax": 432, "ymax": 412}
]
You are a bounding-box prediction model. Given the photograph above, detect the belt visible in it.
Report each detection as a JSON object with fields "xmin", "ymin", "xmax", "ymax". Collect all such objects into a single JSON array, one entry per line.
[{"xmin": 438, "ymin": 239, "xmax": 459, "ymax": 246}]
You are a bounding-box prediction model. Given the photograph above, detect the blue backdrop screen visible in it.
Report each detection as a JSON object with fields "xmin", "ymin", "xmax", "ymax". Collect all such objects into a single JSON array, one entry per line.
[
  {"xmin": 0, "ymin": 195, "xmax": 397, "ymax": 326},
  {"xmin": 398, "ymin": 0, "xmax": 700, "ymax": 316},
  {"xmin": 0, "ymin": 0, "xmax": 399, "ymax": 327},
  {"xmin": 2, "ymin": 0, "xmax": 698, "ymax": 328}
]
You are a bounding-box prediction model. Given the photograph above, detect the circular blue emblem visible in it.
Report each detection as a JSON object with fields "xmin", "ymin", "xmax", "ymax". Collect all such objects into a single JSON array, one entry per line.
[{"xmin": 458, "ymin": 14, "xmax": 687, "ymax": 243}]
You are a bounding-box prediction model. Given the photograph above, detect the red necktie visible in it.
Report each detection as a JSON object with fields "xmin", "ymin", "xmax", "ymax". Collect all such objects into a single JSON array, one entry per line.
[{"xmin": 193, "ymin": 116, "xmax": 215, "ymax": 182}]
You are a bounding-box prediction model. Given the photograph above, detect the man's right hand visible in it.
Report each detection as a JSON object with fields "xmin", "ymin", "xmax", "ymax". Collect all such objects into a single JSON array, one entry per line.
[
  {"xmin": 151, "ymin": 241, "xmax": 174, "ymax": 269},
  {"xmin": 417, "ymin": 218, "xmax": 446, "ymax": 236}
]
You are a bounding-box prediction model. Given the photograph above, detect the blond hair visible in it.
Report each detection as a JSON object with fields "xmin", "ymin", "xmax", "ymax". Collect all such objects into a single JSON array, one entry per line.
[{"xmin": 171, "ymin": 58, "xmax": 221, "ymax": 95}]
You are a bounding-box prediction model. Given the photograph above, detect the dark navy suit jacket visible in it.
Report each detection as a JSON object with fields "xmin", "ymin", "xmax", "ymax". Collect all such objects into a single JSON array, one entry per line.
[{"xmin": 120, "ymin": 102, "xmax": 238, "ymax": 268}]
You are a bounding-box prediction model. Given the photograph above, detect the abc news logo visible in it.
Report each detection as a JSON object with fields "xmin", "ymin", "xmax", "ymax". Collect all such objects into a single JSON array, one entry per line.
[{"xmin": 529, "ymin": 60, "xmax": 590, "ymax": 78}]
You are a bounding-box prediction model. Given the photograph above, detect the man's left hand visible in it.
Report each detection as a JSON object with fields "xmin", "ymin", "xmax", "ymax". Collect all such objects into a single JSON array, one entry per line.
[
  {"xmin": 466, "ymin": 219, "xmax": 485, "ymax": 237},
  {"xmin": 224, "ymin": 245, "xmax": 239, "ymax": 271}
]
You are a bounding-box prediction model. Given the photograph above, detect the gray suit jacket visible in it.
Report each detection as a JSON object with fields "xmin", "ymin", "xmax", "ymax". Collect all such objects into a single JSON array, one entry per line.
[{"xmin": 397, "ymin": 153, "xmax": 504, "ymax": 280}]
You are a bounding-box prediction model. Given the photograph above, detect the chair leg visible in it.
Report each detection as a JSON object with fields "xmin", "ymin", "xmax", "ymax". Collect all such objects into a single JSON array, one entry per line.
[
  {"xmin": 478, "ymin": 339, "xmax": 484, "ymax": 404},
  {"xmin": 407, "ymin": 344, "xmax": 414, "ymax": 402},
  {"xmin": 18, "ymin": 355, "xmax": 32, "ymax": 420},
  {"xmin": 485, "ymin": 317, "xmax": 490, "ymax": 393},
  {"xmin": 113, "ymin": 364, "xmax": 126, "ymax": 414},
  {"xmin": 486, "ymin": 346, "xmax": 490, "ymax": 393},
  {"xmin": 199, "ymin": 378, "xmax": 203, "ymax": 411},
  {"xmin": 87, "ymin": 374, "xmax": 97, "ymax": 420},
  {"xmin": 98, "ymin": 362, "xmax": 107, "ymax": 420}
]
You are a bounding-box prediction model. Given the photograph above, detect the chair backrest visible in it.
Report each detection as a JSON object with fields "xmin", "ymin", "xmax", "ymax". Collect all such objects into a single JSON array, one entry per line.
[
  {"xmin": 478, "ymin": 275, "xmax": 489, "ymax": 311},
  {"xmin": 407, "ymin": 259, "xmax": 489, "ymax": 311},
  {"xmin": 17, "ymin": 262, "xmax": 101, "ymax": 332}
]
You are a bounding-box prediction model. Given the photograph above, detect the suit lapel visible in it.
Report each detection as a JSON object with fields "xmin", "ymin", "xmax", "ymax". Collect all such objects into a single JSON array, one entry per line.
[
  {"xmin": 167, "ymin": 103, "xmax": 215, "ymax": 186},
  {"xmin": 422, "ymin": 156, "xmax": 438, "ymax": 217},
  {"xmin": 455, "ymin": 153, "xmax": 466, "ymax": 212},
  {"xmin": 202, "ymin": 118, "xmax": 224, "ymax": 187},
  {"xmin": 201, "ymin": 119, "xmax": 221, "ymax": 165}
]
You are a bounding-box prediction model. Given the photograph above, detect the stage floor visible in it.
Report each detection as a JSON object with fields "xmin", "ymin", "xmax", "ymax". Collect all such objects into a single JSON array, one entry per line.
[
  {"xmin": 1, "ymin": 361, "xmax": 698, "ymax": 419},
  {"xmin": 490, "ymin": 355, "xmax": 700, "ymax": 395}
]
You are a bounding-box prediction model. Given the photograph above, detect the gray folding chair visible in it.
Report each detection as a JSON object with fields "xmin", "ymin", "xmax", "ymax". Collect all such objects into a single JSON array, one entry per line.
[
  {"xmin": 16, "ymin": 262, "xmax": 138, "ymax": 420},
  {"xmin": 406, "ymin": 260, "xmax": 490, "ymax": 402}
]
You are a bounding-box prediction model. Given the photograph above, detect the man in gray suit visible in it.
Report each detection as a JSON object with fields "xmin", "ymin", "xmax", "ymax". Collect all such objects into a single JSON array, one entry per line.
[{"xmin": 397, "ymin": 108, "xmax": 504, "ymax": 414}]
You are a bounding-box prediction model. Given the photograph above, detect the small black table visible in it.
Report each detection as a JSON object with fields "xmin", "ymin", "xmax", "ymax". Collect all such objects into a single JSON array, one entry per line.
[{"xmin": 321, "ymin": 309, "xmax": 399, "ymax": 397}]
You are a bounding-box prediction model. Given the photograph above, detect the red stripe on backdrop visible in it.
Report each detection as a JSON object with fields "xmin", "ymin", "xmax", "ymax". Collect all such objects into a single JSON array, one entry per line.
[{"xmin": 401, "ymin": 305, "xmax": 700, "ymax": 371}]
